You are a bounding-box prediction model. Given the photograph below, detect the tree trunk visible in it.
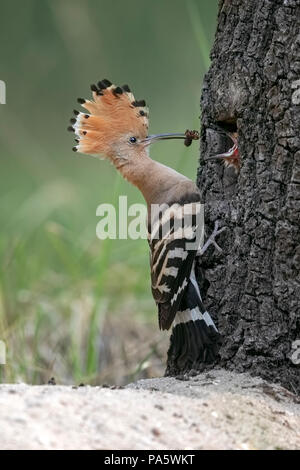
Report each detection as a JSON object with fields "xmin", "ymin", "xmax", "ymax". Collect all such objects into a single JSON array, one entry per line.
[{"xmin": 197, "ymin": 0, "xmax": 300, "ymax": 394}]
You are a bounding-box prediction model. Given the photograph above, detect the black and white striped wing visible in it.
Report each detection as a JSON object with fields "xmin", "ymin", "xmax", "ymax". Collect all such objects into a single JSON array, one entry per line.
[{"xmin": 148, "ymin": 201, "xmax": 202, "ymax": 330}]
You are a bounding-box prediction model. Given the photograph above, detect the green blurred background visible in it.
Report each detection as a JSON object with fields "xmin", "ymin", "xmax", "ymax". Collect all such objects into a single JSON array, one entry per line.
[{"xmin": 0, "ymin": 0, "xmax": 218, "ymax": 385}]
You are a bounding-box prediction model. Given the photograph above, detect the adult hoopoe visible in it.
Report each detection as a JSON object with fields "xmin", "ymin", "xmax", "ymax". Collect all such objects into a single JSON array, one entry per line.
[{"xmin": 68, "ymin": 79, "xmax": 225, "ymax": 375}]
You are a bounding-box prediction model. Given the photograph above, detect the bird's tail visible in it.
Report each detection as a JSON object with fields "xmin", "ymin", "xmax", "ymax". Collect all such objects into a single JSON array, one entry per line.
[{"xmin": 165, "ymin": 276, "xmax": 221, "ymax": 376}]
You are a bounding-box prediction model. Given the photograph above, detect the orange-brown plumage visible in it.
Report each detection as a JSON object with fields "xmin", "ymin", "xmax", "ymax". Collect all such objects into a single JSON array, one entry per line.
[
  {"xmin": 70, "ymin": 81, "xmax": 148, "ymax": 158},
  {"xmin": 68, "ymin": 79, "xmax": 199, "ymax": 203}
]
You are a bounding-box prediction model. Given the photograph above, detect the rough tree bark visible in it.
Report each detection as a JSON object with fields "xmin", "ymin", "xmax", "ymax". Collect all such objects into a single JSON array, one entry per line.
[{"xmin": 197, "ymin": 0, "xmax": 300, "ymax": 393}]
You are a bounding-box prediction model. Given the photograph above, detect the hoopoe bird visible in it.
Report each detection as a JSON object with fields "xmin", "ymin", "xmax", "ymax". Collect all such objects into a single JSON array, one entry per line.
[
  {"xmin": 205, "ymin": 130, "xmax": 240, "ymax": 173},
  {"xmin": 68, "ymin": 79, "xmax": 225, "ymax": 375}
]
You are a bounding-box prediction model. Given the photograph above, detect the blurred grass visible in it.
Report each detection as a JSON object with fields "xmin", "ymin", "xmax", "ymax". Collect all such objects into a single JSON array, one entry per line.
[{"xmin": 0, "ymin": 0, "xmax": 218, "ymax": 385}]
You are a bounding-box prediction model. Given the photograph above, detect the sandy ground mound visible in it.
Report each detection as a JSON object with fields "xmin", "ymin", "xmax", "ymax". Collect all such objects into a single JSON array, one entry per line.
[{"xmin": 0, "ymin": 369, "xmax": 299, "ymax": 450}]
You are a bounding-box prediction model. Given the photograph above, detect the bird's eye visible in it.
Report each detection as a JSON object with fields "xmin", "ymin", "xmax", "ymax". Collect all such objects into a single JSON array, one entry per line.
[{"xmin": 129, "ymin": 136, "xmax": 137, "ymax": 144}]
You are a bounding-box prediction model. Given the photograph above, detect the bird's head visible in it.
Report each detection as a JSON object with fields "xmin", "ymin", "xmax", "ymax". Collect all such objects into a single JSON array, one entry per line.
[
  {"xmin": 205, "ymin": 131, "xmax": 240, "ymax": 173},
  {"xmin": 68, "ymin": 80, "xmax": 196, "ymax": 166}
]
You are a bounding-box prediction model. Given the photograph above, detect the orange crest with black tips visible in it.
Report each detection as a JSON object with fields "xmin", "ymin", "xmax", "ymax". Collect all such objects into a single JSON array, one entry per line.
[{"xmin": 68, "ymin": 80, "xmax": 149, "ymax": 157}]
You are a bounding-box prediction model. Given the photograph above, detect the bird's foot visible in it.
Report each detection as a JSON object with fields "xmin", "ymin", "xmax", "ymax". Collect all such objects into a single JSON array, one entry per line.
[{"xmin": 198, "ymin": 220, "xmax": 226, "ymax": 255}]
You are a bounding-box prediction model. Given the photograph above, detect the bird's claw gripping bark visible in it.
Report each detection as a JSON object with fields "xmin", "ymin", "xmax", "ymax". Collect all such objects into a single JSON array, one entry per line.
[{"xmin": 198, "ymin": 220, "xmax": 226, "ymax": 256}]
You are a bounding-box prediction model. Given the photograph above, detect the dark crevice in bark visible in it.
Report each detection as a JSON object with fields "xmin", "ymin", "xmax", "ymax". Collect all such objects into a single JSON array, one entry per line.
[{"xmin": 197, "ymin": 0, "xmax": 300, "ymax": 393}]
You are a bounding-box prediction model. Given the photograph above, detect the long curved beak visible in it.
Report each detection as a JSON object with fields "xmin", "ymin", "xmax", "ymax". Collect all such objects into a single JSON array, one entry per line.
[{"xmin": 142, "ymin": 133, "xmax": 187, "ymax": 145}]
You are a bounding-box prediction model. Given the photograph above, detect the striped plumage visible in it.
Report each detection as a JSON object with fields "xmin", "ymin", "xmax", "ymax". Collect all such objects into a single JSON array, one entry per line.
[
  {"xmin": 68, "ymin": 79, "xmax": 222, "ymax": 375},
  {"xmin": 148, "ymin": 197, "xmax": 202, "ymax": 330},
  {"xmin": 148, "ymin": 195, "xmax": 221, "ymax": 373}
]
